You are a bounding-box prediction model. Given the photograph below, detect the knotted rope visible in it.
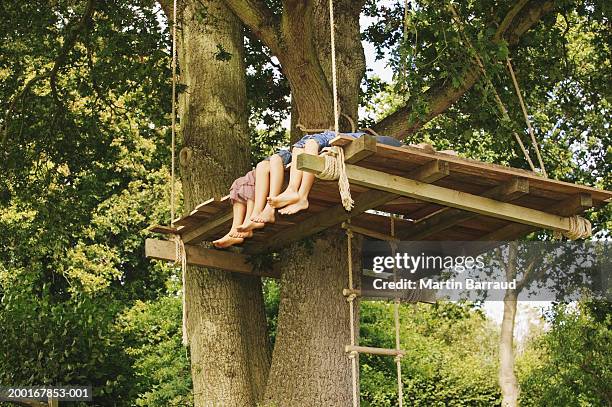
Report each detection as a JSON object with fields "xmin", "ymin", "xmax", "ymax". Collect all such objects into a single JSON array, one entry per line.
[
  {"xmin": 317, "ymin": 146, "xmax": 354, "ymax": 210},
  {"xmin": 390, "ymin": 217, "xmax": 404, "ymax": 407},
  {"xmin": 555, "ymin": 215, "xmax": 592, "ymax": 240},
  {"xmin": 345, "ymin": 227, "xmax": 359, "ymax": 407}
]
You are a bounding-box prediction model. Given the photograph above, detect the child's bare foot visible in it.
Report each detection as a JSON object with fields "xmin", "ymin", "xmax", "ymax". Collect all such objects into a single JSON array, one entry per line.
[
  {"xmin": 279, "ymin": 198, "xmax": 309, "ymax": 215},
  {"xmin": 230, "ymin": 230, "xmax": 253, "ymax": 239},
  {"xmin": 213, "ymin": 233, "xmax": 244, "ymax": 248},
  {"xmin": 236, "ymin": 218, "xmax": 265, "ymax": 232},
  {"xmin": 268, "ymin": 188, "xmax": 300, "ymax": 209},
  {"xmin": 251, "ymin": 204, "xmax": 276, "ymax": 224}
]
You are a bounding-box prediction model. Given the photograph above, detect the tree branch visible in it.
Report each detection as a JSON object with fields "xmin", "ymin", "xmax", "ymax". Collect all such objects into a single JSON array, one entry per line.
[
  {"xmin": 223, "ymin": 0, "xmax": 283, "ymax": 57},
  {"xmin": 372, "ymin": 0, "xmax": 556, "ymax": 139},
  {"xmin": 2, "ymin": 0, "xmax": 96, "ymax": 150}
]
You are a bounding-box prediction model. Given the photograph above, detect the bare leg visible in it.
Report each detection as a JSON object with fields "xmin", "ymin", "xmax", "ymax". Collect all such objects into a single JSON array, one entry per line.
[
  {"xmin": 231, "ymin": 199, "xmax": 255, "ymax": 238},
  {"xmin": 252, "ymin": 153, "xmax": 284, "ymax": 223},
  {"xmin": 268, "ymin": 146, "xmax": 305, "ymax": 208},
  {"xmin": 280, "ymin": 139, "xmax": 318, "ymax": 215},
  {"xmin": 238, "ymin": 160, "xmax": 271, "ymax": 232},
  {"xmin": 213, "ymin": 201, "xmax": 248, "ymax": 248}
]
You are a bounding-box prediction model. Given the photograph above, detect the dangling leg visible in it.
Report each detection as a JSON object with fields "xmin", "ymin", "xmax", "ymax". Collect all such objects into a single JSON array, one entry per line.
[
  {"xmin": 213, "ymin": 201, "xmax": 247, "ymax": 248},
  {"xmin": 231, "ymin": 199, "xmax": 255, "ymax": 238},
  {"xmin": 268, "ymin": 146, "xmax": 305, "ymax": 209},
  {"xmin": 279, "ymin": 138, "xmax": 318, "ymax": 215},
  {"xmin": 252, "ymin": 153, "xmax": 284, "ymax": 223},
  {"xmin": 238, "ymin": 160, "xmax": 271, "ymax": 232}
]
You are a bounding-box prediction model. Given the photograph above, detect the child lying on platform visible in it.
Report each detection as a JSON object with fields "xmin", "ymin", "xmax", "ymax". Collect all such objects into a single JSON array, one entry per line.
[{"xmin": 214, "ymin": 131, "xmax": 402, "ymax": 248}]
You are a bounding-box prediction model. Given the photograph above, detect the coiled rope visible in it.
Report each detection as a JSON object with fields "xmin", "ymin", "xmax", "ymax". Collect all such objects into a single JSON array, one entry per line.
[
  {"xmin": 557, "ymin": 215, "xmax": 592, "ymax": 240},
  {"xmin": 316, "ymin": 146, "xmax": 354, "ymax": 210}
]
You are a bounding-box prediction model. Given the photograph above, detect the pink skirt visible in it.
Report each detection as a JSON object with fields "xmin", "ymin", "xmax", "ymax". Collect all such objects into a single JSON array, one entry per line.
[{"xmin": 229, "ymin": 170, "xmax": 256, "ymax": 204}]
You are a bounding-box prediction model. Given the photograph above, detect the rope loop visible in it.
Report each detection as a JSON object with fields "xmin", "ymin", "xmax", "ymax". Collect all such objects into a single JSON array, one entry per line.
[
  {"xmin": 317, "ymin": 146, "xmax": 354, "ymax": 210},
  {"xmin": 554, "ymin": 215, "xmax": 592, "ymax": 240},
  {"xmin": 348, "ymin": 350, "xmax": 358, "ymax": 360},
  {"xmin": 394, "ymin": 355, "xmax": 403, "ymax": 363},
  {"xmin": 346, "ymin": 293, "xmax": 357, "ymax": 303}
]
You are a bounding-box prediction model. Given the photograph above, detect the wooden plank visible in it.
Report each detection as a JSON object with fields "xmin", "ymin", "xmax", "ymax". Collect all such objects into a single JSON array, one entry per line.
[
  {"xmin": 297, "ymin": 154, "xmax": 579, "ymax": 234},
  {"xmin": 399, "ymin": 177, "xmax": 529, "ymax": 240},
  {"xmin": 246, "ymin": 159, "xmax": 450, "ymax": 253},
  {"xmin": 345, "ymin": 345, "xmax": 405, "ymax": 357},
  {"xmin": 180, "ymin": 210, "xmax": 233, "ymax": 244},
  {"xmin": 332, "ymin": 135, "xmax": 612, "ymax": 203},
  {"xmin": 145, "ymin": 239, "xmax": 280, "ymax": 278},
  {"xmin": 481, "ymin": 193, "xmax": 593, "ymax": 241},
  {"xmin": 342, "ymin": 134, "xmax": 377, "ymax": 164}
]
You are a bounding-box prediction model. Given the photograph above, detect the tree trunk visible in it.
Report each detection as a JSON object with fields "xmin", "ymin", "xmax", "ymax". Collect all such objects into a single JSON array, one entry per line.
[
  {"xmin": 263, "ymin": 229, "xmax": 362, "ymax": 406},
  {"xmin": 171, "ymin": 1, "xmax": 271, "ymax": 405},
  {"xmin": 499, "ymin": 243, "xmax": 520, "ymax": 407},
  {"xmin": 262, "ymin": 1, "xmax": 366, "ymax": 405}
]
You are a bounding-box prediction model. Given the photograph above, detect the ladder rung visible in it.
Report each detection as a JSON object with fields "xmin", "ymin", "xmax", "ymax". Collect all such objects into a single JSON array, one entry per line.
[{"xmin": 345, "ymin": 345, "xmax": 405, "ymax": 357}]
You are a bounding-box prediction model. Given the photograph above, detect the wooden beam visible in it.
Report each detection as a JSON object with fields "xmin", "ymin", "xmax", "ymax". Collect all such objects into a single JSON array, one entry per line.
[
  {"xmin": 148, "ymin": 224, "xmax": 179, "ymax": 235},
  {"xmin": 145, "ymin": 238, "xmax": 280, "ymax": 278},
  {"xmin": 342, "ymin": 222, "xmax": 399, "ymax": 242},
  {"xmin": 180, "ymin": 210, "xmax": 233, "ymax": 244},
  {"xmin": 399, "ymin": 177, "xmax": 529, "ymax": 240},
  {"xmin": 297, "ymin": 154, "xmax": 579, "ymax": 234},
  {"xmin": 409, "ymin": 159, "xmax": 450, "ymax": 183},
  {"xmin": 245, "ymin": 159, "xmax": 450, "ymax": 254},
  {"xmin": 481, "ymin": 193, "xmax": 593, "ymax": 240},
  {"xmin": 342, "ymin": 134, "xmax": 377, "ymax": 164}
]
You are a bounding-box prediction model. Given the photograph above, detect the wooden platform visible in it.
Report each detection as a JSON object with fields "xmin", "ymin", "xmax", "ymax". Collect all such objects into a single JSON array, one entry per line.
[{"xmin": 148, "ymin": 135, "xmax": 611, "ymax": 257}]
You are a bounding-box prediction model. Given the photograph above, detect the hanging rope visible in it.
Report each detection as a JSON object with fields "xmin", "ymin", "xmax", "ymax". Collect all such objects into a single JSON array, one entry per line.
[
  {"xmin": 169, "ymin": 0, "xmax": 189, "ymax": 347},
  {"xmin": 506, "ymin": 57, "xmax": 548, "ymax": 177},
  {"xmin": 171, "ymin": 0, "xmax": 177, "ymax": 226},
  {"xmin": 345, "ymin": 227, "xmax": 359, "ymax": 407},
  {"xmin": 175, "ymin": 235, "xmax": 189, "ymax": 345},
  {"xmin": 390, "ymin": 217, "xmax": 404, "ymax": 407},
  {"xmin": 316, "ymin": 146, "xmax": 354, "ymax": 210},
  {"xmin": 329, "ymin": 0, "xmax": 340, "ymax": 137},
  {"xmin": 447, "ymin": 4, "xmax": 539, "ymax": 174}
]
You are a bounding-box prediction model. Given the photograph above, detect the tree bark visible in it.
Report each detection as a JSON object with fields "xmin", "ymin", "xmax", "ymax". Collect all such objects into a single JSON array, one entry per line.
[
  {"xmin": 263, "ymin": 229, "xmax": 362, "ymax": 406},
  {"xmin": 499, "ymin": 243, "xmax": 520, "ymax": 407},
  {"xmin": 258, "ymin": 0, "xmax": 366, "ymax": 405},
  {"xmin": 167, "ymin": 1, "xmax": 271, "ymax": 405}
]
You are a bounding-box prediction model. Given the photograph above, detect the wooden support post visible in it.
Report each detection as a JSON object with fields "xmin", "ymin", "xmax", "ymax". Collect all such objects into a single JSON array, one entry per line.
[
  {"xmin": 345, "ymin": 345, "xmax": 405, "ymax": 357},
  {"xmin": 145, "ymin": 238, "xmax": 280, "ymax": 278},
  {"xmin": 297, "ymin": 154, "xmax": 578, "ymax": 234},
  {"xmin": 245, "ymin": 159, "xmax": 449, "ymax": 254},
  {"xmin": 399, "ymin": 177, "xmax": 529, "ymax": 240},
  {"xmin": 481, "ymin": 193, "xmax": 593, "ymax": 241},
  {"xmin": 342, "ymin": 134, "xmax": 377, "ymax": 164}
]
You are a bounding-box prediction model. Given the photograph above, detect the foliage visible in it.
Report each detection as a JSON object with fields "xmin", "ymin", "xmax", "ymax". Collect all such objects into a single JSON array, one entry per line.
[
  {"xmin": 119, "ymin": 296, "xmax": 193, "ymax": 407},
  {"xmin": 519, "ymin": 300, "xmax": 612, "ymax": 406},
  {"xmin": 360, "ymin": 301, "xmax": 501, "ymax": 406}
]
